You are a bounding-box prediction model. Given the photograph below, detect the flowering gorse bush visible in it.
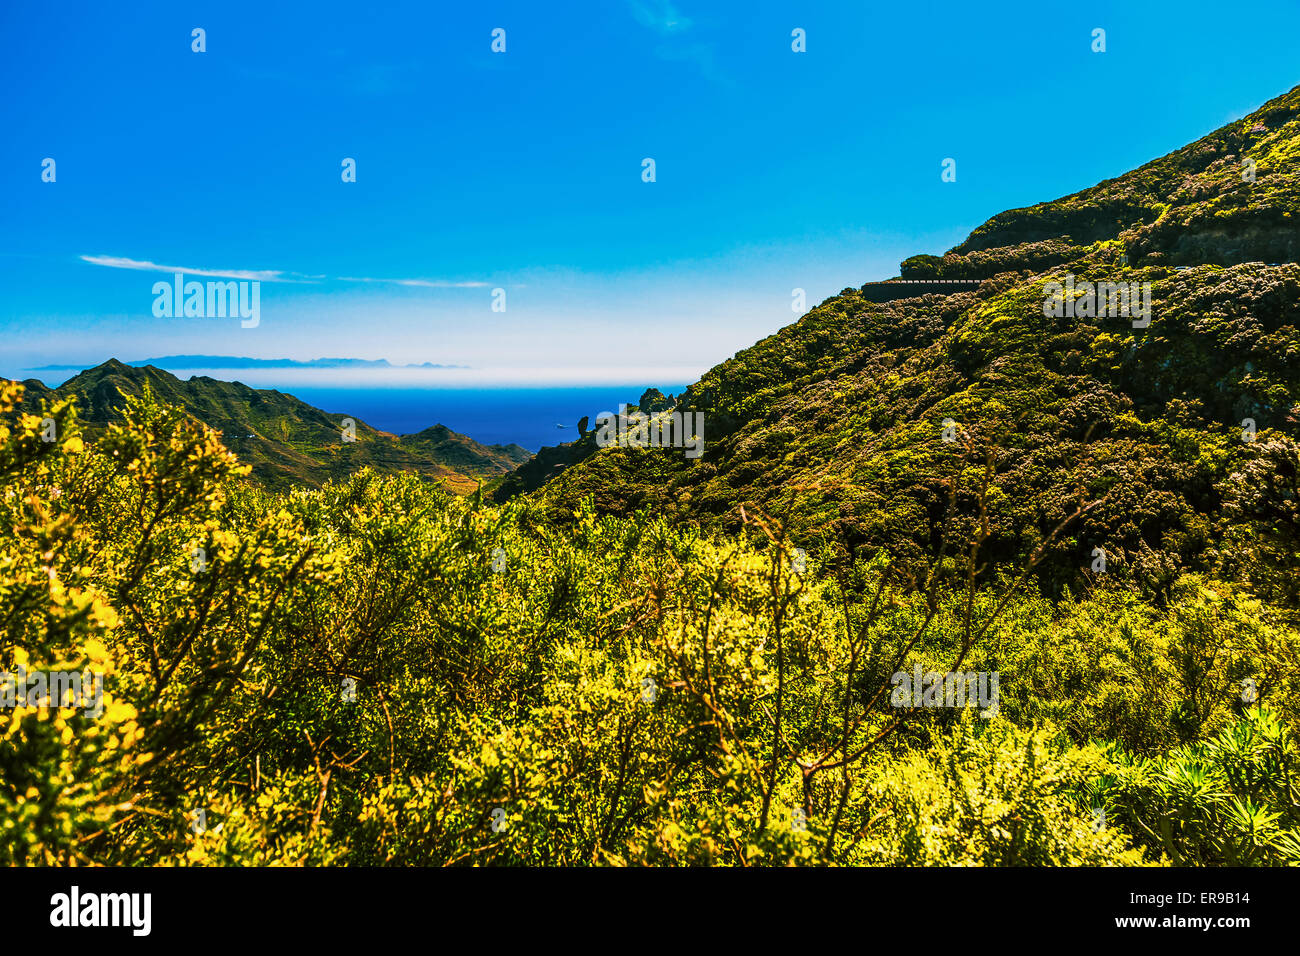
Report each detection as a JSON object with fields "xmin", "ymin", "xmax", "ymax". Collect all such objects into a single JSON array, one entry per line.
[{"xmin": 2, "ymin": 384, "xmax": 1297, "ymax": 865}]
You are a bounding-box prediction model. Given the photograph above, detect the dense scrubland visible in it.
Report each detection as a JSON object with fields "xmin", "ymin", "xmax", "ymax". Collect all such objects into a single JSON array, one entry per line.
[
  {"xmin": 4, "ymin": 84, "xmax": 1300, "ymax": 867},
  {"xmin": 2, "ymin": 383, "xmax": 1297, "ymax": 865}
]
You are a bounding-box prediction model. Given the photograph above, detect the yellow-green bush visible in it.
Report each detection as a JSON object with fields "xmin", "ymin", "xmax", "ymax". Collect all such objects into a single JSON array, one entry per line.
[{"xmin": 2, "ymin": 384, "xmax": 1297, "ymax": 866}]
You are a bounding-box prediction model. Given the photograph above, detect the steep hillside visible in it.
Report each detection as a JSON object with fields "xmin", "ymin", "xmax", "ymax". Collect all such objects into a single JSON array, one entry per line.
[
  {"xmin": 15, "ymin": 360, "xmax": 531, "ymax": 491},
  {"xmin": 498, "ymin": 83, "xmax": 1300, "ymax": 598}
]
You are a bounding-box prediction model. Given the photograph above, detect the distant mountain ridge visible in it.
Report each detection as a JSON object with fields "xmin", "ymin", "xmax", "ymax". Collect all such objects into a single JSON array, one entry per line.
[{"xmin": 14, "ymin": 360, "xmax": 530, "ymax": 491}]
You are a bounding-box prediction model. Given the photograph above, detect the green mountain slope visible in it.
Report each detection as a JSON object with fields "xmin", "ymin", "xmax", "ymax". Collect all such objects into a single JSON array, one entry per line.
[
  {"xmin": 498, "ymin": 83, "xmax": 1300, "ymax": 597},
  {"xmin": 15, "ymin": 360, "xmax": 531, "ymax": 491}
]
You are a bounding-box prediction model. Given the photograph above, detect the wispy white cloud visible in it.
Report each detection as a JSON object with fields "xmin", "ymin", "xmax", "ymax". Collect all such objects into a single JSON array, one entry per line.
[
  {"xmin": 627, "ymin": 0, "xmax": 693, "ymax": 34},
  {"xmin": 80, "ymin": 255, "xmax": 298, "ymax": 282},
  {"xmin": 337, "ymin": 276, "xmax": 491, "ymax": 288},
  {"xmin": 625, "ymin": 2, "xmax": 730, "ymax": 86},
  {"xmin": 81, "ymin": 255, "xmax": 491, "ymax": 289}
]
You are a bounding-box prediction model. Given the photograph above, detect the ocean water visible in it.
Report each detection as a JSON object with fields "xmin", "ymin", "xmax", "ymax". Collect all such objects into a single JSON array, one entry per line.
[{"xmin": 283, "ymin": 386, "xmax": 690, "ymax": 452}]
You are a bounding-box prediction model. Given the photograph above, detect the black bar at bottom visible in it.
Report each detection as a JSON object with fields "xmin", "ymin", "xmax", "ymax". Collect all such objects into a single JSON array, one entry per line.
[{"xmin": 5, "ymin": 865, "xmax": 1291, "ymax": 943}]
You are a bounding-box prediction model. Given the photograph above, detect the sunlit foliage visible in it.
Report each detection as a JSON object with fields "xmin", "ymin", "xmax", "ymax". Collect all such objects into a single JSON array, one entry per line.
[{"xmin": 2, "ymin": 384, "xmax": 1296, "ymax": 866}]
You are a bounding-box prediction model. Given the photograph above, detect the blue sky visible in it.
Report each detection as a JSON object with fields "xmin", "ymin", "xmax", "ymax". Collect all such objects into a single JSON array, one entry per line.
[{"xmin": 3, "ymin": 0, "xmax": 1299, "ymax": 386}]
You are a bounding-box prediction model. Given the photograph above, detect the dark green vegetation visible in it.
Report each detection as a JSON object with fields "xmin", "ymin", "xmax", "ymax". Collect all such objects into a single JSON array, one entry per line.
[
  {"xmin": 17, "ymin": 360, "xmax": 530, "ymax": 491},
  {"xmin": 503, "ymin": 84, "xmax": 1300, "ymax": 610},
  {"xmin": 3, "ymin": 86, "xmax": 1298, "ymax": 867},
  {"xmin": 3, "ymin": 386, "xmax": 1297, "ymax": 865}
]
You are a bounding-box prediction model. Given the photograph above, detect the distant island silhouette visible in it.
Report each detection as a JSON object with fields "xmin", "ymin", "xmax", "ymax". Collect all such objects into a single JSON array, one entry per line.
[{"xmin": 31, "ymin": 355, "xmax": 471, "ymax": 371}]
